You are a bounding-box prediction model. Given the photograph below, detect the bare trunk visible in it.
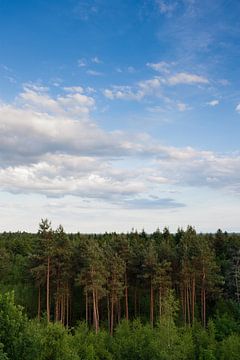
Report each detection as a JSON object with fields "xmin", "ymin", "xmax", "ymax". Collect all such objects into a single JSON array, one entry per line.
[
  {"xmin": 117, "ymin": 300, "xmax": 121, "ymax": 323},
  {"xmin": 134, "ymin": 288, "xmax": 137, "ymax": 318},
  {"xmin": 96, "ymin": 290, "xmax": 99, "ymax": 324},
  {"xmin": 125, "ymin": 272, "xmax": 129, "ymax": 321},
  {"xmin": 110, "ymin": 297, "xmax": 114, "ymax": 336},
  {"xmin": 186, "ymin": 282, "xmax": 190, "ymax": 325},
  {"xmin": 62, "ymin": 294, "xmax": 66, "ymax": 325},
  {"xmin": 38, "ymin": 286, "xmax": 41, "ymax": 320},
  {"xmin": 203, "ymin": 289, "xmax": 206, "ymax": 328},
  {"xmin": 107, "ymin": 295, "xmax": 110, "ymax": 332},
  {"xmin": 66, "ymin": 285, "xmax": 69, "ymax": 328},
  {"xmin": 201, "ymin": 268, "xmax": 206, "ymax": 327},
  {"xmin": 60, "ymin": 295, "xmax": 63, "ymax": 324},
  {"xmin": 159, "ymin": 287, "xmax": 162, "ymax": 319},
  {"xmin": 235, "ymin": 263, "xmax": 240, "ymax": 303},
  {"xmin": 46, "ymin": 256, "xmax": 50, "ymax": 322},
  {"xmin": 93, "ymin": 289, "xmax": 98, "ymax": 333},
  {"xmin": 85, "ymin": 291, "xmax": 88, "ymax": 324},
  {"xmin": 184, "ymin": 285, "xmax": 187, "ymax": 326},
  {"xmin": 55, "ymin": 281, "xmax": 59, "ymax": 322},
  {"xmin": 150, "ymin": 278, "xmax": 154, "ymax": 327},
  {"xmin": 55, "ymin": 296, "xmax": 59, "ymax": 322},
  {"xmin": 192, "ymin": 277, "xmax": 195, "ymax": 324}
]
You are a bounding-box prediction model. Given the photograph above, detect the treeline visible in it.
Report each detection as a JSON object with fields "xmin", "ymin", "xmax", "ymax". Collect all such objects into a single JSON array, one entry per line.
[
  {"xmin": 0, "ymin": 221, "xmax": 240, "ymax": 358},
  {"xmin": 0, "ymin": 292, "xmax": 240, "ymax": 360}
]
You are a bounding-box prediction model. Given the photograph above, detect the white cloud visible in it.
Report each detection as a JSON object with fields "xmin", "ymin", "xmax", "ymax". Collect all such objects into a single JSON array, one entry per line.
[
  {"xmin": 19, "ymin": 86, "xmax": 95, "ymax": 116},
  {"xmin": 207, "ymin": 100, "xmax": 219, "ymax": 107},
  {"xmin": 63, "ymin": 86, "xmax": 84, "ymax": 93},
  {"xmin": 78, "ymin": 58, "xmax": 87, "ymax": 67},
  {"xmin": 103, "ymin": 86, "xmax": 141, "ymax": 100},
  {"xmin": 177, "ymin": 102, "xmax": 188, "ymax": 111},
  {"xmin": 86, "ymin": 69, "xmax": 103, "ymax": 76},
  {"xmin": 1, "ymin": 85, "xmax": 240, "ymax": 210},
  {"xmin": 104, "ymin": 77, "xmax": 162, "ymax": 101},
  {"xmin": 147, "ymin": 61, "xmax": 171, "ymax": 73},
  {"xmin": 168, "ymin": 72, "xmax": 209, "ymax": 85},
  {"xmin": 235, "ymin": 104, "xmax": 240, "ymax": 113},
  {"xmin": 91, "ymin": 56, "xmax": 101, "ymax": 64},
  {"xmin": 104, "ymin": 70, "xmax": 208, "ymax": 104}
]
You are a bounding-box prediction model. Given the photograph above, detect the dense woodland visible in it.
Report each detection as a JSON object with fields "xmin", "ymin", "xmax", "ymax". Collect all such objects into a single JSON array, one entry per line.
[{"xmin": 0, "ymin": 220, "xmax": 240, "ymax": 359}]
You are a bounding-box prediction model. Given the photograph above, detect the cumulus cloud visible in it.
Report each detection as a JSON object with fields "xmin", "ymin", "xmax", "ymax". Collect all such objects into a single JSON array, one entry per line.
[
  {"xmin": 19, "ymin": 84, "xmax": 95, "ymax": 116},
  {"xmin": 91, "ymin": 56, "xmax": 102, "ymax": 64},
  {"xmin": 86, "ymin": 69, "xmax": 103, "ymax": 76},
  {"xmin": 235, "ymin": 104, "xmax": 240, "ymax": 113},
  {"xmin": 168, "ymin": 72, "xmax": 209, "ymax": 85},
  {"xmin": 154, "ymin": 148, "xmax": 240, "ymax": 193},
  {"xmin": 78, "ymin": 58, "xmax": 87, "ymax": 67},
  {"xmin": 104, "ymin": 77, "xmax": 162, "ymax": 101},
  {"xmin": 0, "ymin": 85, "xmax": 240, "ymax": 209},
  {"xmin": 147, "ymin": 61, "xmax": 171, "ymax": 73},
  {"xmin": 122, "ymin": 197, "xmax": 185, "ymax": 209},
  {"xmin": 104, "ymin": 70, "xmax": 208, "ymax": 104},
  {"xmin": 177, "ymin": 102, "xmax": 188, "ymax": 111},
  {"xmin": 207, "ymin": 100, "xmax": 219, "ymax": 107},
  {"xmin": 104, "ymin": 86, "xmax": 141, "ymax": 101},
  {"xmin": 63, "ymin": 86, "xmax": 84, "ymax": 93}
]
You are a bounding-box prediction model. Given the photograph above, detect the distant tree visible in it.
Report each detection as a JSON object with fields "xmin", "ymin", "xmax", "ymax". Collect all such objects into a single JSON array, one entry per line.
[
  {"xmin": 31, "ymin": 219, "xmax": 54, "ymax": 322},
  {"xmin": 53, "ymin": 225, "xmax": 74, "ymax": 326},
  {"xmin": 105, "ymin": 244, "xmax": 125, "ymax": 335},
  {"xmin": 76, "ymin": 239, "xmax": 107, "ymax": 333}
]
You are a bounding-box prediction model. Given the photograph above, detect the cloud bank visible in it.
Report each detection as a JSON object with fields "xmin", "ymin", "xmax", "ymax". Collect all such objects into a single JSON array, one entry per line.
[{"xmin": 0, "ymin": 85, "xmax": 239, "ymax": 211}]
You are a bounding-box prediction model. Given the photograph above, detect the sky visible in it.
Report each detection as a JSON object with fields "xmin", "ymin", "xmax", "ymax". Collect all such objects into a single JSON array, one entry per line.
[{"xmin": 0, "ymin": 0, "xmax": 240, "ymax": 233}]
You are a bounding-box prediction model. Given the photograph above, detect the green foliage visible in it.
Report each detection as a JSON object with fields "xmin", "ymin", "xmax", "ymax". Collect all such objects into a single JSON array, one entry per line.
[
  {"xmin": 0, "ymin": 344, "xmax": 8, "ymax": 360},
  {"xmin": 72, "ymin": 322, "xmax": 112, "ymax": 360},
  {"xmin": 0, "ymin": 291, "xmax": 27, "ymax": 359},
  {"xmin": 112, "ymin": 320, "xmax": 157, "ymax": 360},
  {"xmin": 192, "ymin": 320, "xmax": 217, "ymax": 360},
  {"xmin": 219, "ymin": 334, "xmax": 240, "ymax": 360},
  {"xmin": 40, "ymin": 322, "xmax": 79, "ymax": 360},
  {"xmin": 1, "ymin": 225, "xmax": 240, "ymax": 358}
]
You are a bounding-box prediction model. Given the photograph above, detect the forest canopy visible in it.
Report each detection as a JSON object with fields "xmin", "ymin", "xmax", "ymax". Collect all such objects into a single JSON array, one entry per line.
[{"xmin": 0, "ymin": 220, "xmax": 240, "ymax": 359}]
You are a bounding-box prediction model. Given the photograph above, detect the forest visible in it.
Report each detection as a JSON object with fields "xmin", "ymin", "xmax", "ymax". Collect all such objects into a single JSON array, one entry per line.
[{"xmin": 0, "ymin": 220, "xmax": 240, "ymax": 359}]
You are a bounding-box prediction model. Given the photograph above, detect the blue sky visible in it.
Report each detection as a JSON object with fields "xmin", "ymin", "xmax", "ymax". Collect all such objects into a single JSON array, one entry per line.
[{"xmin": 0, "ymin": 0, "xmax": 240, "ymax": 232}]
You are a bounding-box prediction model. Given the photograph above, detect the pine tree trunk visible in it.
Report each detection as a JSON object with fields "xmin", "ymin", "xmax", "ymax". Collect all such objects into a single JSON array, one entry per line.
[
  {"xmin": 203, "ymin": 288, "xmax": 206, "ymax": 328},
  {"xmin": 85, "ymin": 291, "xmax": 88, "ymax": 324},
  {"xmin": 180, "ymin": 287, "xmax": 185, "ymax": 324},
  {"xmin": 192, "ymin": 276, "xmax": 195, "ymax": 324},
  {"xmin": 184, "ymin": 285, "xmax": 187, "ymax": 325},
  {"xmin": 201, "ymin": 268, "xmax": 206, "ymax": 327},
  {"xmin": 134, "ymin": 287, "xmax": 137, "ymax": 317},
  {"xmin": 55, "ymin": 296, "xmax": 59, "ymax": 322},
  {"xmin": 55, "ymin": 282, "xmax": 59, "ymax": 322},
  {"xmin": 159, "ymin": 287, "xmax": 162, "ymax": 319},
  {"xmin": 66, "ymin": 286, "xmax": 69, "ymax": 328},
  {"xmin": 96, "ymin": 290, "xmax": 99, "ymax": 324},
  {"xmin": 60, "ymin": 295, "xmax": 63, "ymax": 324},
  {"xmin": 110, "ymin": 297, "xmax": 114, "ymax": 336},
  {"xmin": 117, "ymin": 299, "xmax": 121, "ymax": 323},
  {"xmin": 125, "ymin": 272, "xmax": 129, "ymax": 321},
  {"xmin": 46, "ymin": 256, "xmax": 50, "ymax": 322},
  {"xmin": 187, "ymin": 282, "xmax": 190, "ymax": 325},
  {"xmin": 107, "ymin": 295, "xmax": 110, "ymax": 331},
  {"xmin": 150, "ymin": 278, "xmax": 154, "ymax": 327},
  {"xmin": 38, "ymin": 286, "xmax": 41, "ymax": 320},
  {"xmin": 235, "ymin": 263, "xmax": 240, "ymax": 303},
  {"xmin": 93, "ymin": 289, "xmax": 98, "ymax": 333}
]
